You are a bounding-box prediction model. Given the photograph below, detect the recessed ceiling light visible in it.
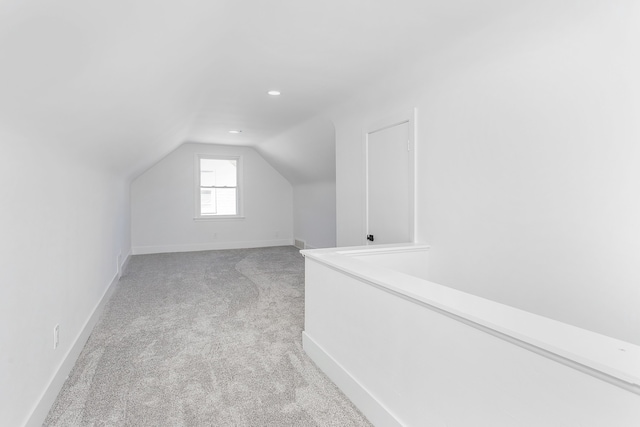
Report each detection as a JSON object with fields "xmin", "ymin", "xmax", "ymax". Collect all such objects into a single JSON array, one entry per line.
[
  {"xmin": 267, "ymin": 90, "xmax": 281, "ymax": 96},
  {"xmin": 228, "ymin": 130, "xmax": 242, "ymax": 134}
]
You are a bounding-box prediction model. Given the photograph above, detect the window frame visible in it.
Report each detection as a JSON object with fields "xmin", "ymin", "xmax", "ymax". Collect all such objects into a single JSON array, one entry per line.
[{"xmin": 194, "ymin": 154, "xmax": 244, "ymax": 220}]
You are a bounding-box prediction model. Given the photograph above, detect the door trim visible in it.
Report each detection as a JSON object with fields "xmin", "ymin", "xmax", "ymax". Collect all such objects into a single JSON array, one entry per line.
[{"xmin": 364, "ymin": 108, "xmax": 417, "ymax": 245}]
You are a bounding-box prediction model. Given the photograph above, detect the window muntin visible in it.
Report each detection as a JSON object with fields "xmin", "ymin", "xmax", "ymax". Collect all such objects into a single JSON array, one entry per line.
[{"xmin": 197, "ymin": 156, "xmax": 241, "ymax": 218}]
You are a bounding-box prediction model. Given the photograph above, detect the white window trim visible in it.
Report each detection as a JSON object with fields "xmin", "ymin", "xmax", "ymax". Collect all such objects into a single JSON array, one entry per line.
[{"xmin": 194, "ymin": 154, "xmax": 245, "ymax": 220}]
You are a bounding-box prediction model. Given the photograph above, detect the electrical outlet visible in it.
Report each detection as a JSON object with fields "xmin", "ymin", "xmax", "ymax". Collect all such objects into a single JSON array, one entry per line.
[{"xmin": 53, "ymin": 324, "xmax": 59, "ymax": 350}]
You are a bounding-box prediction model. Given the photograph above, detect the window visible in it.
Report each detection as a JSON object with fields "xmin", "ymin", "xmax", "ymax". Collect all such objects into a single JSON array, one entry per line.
[{"xmin": 195, "ymin": 155, "xmax": 243, "ymax": 219}]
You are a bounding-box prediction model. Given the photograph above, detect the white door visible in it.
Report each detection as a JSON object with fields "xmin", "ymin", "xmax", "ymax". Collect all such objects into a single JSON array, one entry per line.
[{"xmin": 366, "ymin": 120, "xmax": 413, "ymax": 245}]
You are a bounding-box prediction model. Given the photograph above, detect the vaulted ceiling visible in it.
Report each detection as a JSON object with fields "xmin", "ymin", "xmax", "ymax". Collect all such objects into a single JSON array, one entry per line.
[{"xmin": 0, "ymin": 0, "xmax": 539, "ymax": 182}]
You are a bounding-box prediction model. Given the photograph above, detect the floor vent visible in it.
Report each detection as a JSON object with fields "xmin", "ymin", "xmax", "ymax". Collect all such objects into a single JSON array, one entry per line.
[{"xmin": 294, "ymin": 239, "xmax": 305, "ymax": 250}]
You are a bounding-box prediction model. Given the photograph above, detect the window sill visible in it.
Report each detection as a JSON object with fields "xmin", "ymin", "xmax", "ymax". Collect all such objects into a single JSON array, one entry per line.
[{"xmin": 194, "ymin": 215, "xmax": 246, "ymax": 221}]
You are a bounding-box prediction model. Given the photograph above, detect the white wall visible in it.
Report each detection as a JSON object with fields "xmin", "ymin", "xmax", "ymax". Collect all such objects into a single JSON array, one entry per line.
[
  {"xmin": 131, "ymin": 143, "xmax": 293, "ymax": 253},
  {"xmin": 0, "ymin": 127, "xmax": 131, "ymax": 427},
  {"xmin": 303, "ymin": 250, "xmax": 640, "ymax": 427},
  {"xmin": 256, "ymin": 116, "xmax": 337, "ymax": 249},
  {"xmin": 331, "ymin": 1, "xmax": 640, "ymax": 344},
  {"xmin": 293, "ymin": 181, "xmax": 336, "ymax": 249}
]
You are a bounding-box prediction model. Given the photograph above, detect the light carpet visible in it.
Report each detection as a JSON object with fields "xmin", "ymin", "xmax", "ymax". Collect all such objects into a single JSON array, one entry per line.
[{"xmin": 45, "ymin": 246, "xmax": 371, "ymax": 427}]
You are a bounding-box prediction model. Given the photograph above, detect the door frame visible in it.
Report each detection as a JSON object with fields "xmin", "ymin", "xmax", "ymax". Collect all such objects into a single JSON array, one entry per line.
[{"xmin": 364, "ymin": 108, "xmax": 417, "ymax": 245}]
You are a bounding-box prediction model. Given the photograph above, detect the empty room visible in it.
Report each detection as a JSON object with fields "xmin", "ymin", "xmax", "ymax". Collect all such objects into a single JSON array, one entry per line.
[{"xmin": 1, "ymin": 1, "xmax": 639, "ymax": 426}]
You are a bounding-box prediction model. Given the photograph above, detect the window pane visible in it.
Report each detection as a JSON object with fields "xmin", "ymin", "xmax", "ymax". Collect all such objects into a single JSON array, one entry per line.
[
  {"xmin": 201, "ymin": 170, "xmax": 216, "ymax": 187},
  {"xmin": 200, "ymin": 189, "xmax": 216, "ymax": 214},
  {"xmin": 215, "ymin": 188, "xmax": 237, "ymax": 215},
  {"xmin": 200, "ymin": 188, "xmax": 237, "ymax": 216},
  {"xmin": 200, "ymin": 158, "xmax": 236, "ymax": 187}
]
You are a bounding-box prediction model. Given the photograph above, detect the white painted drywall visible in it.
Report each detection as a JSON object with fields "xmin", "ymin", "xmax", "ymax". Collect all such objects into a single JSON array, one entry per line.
[
  {"xmin": 131, "ymin": 143, "xmax": 293, "ymax": 253},
  {"xmin": 0, "ymin": 127, "xmax": 131, "ymax": 427},
  {"xmin": 293, "ymin": 181, "xmax": 337, "ymax": 249},
  {"xmin": 303, "ymin": 253, "xmax": 640, "ymax": 426},
  {"xmin": 331, "ymin": 2, "xmax": 640, "ymax": 344},
  {"xmin": 250, "ymin": 116, "xmax": 337, "ymax": 249},
  {"xmin": 255, "ymin": 116, "xmax": 336, "ymax": 185}
]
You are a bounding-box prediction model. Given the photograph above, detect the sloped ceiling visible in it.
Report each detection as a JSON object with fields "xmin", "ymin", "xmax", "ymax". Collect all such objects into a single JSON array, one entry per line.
[
  {"xmin": 255, "ymin": 116, "xmax": 336, "ymax": 185},
  {"xmin": 0, "ymin": 0, "xmax": 532, "ymax": 183}
]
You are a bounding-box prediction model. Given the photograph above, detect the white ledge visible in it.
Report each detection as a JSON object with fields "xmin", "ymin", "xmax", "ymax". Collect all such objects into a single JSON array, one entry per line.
[
  {"xmin": 302, "ymin": 244, "xmax": 640, "ymax": 394},
  {"xmin": 302, "ymin": 242, "xmax": 430, "ymax": 256},
  {"xmin": 193, "ymin": 216, "xmax": 246, "ymax": 221}
]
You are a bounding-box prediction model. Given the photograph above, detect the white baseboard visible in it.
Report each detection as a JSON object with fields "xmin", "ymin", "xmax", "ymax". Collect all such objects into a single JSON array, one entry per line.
[
  {"xmin": 294, "ymin": 238, "xmax": 320, "ymax": 251},
  {"xmin": 302, "ymin": 332, "xmax": 401, "ymax": 427},
  {"xmin": 120, "ymin": 249, "xmax": 132, "ymax": 275},
  {"xmin": 25, "ymin": 252, "xmax": 131, "ymax": 427},
  {"xmin": 131, "ymin": 239, "xmax": 294, "ymax": 255}
]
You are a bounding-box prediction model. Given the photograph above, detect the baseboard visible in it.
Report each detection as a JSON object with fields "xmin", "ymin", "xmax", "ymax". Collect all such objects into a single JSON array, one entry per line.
[
  {"xmin": 302, "ymin": 332, "xmax": 402, "ymax": 427},
  {"xmin": 293, "ymin": 238, "xmax": 320, "ymax": 251},
  {"xmin": 131, "ymin": 239, "xmax": 294, "ymax": 255},
  {"xmin": 25, "ymin": 252, "xmax": 130, "ymax": 427},
  {"xmin": 119, "ymin": 249, "xmax": 132, "ymax": 276}
]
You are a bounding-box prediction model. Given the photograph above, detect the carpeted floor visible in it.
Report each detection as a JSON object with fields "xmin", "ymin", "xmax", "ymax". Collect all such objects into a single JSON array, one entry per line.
[{"xmin": 45, "ymin": 246, "xmax": 372, "ymax": 427}]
